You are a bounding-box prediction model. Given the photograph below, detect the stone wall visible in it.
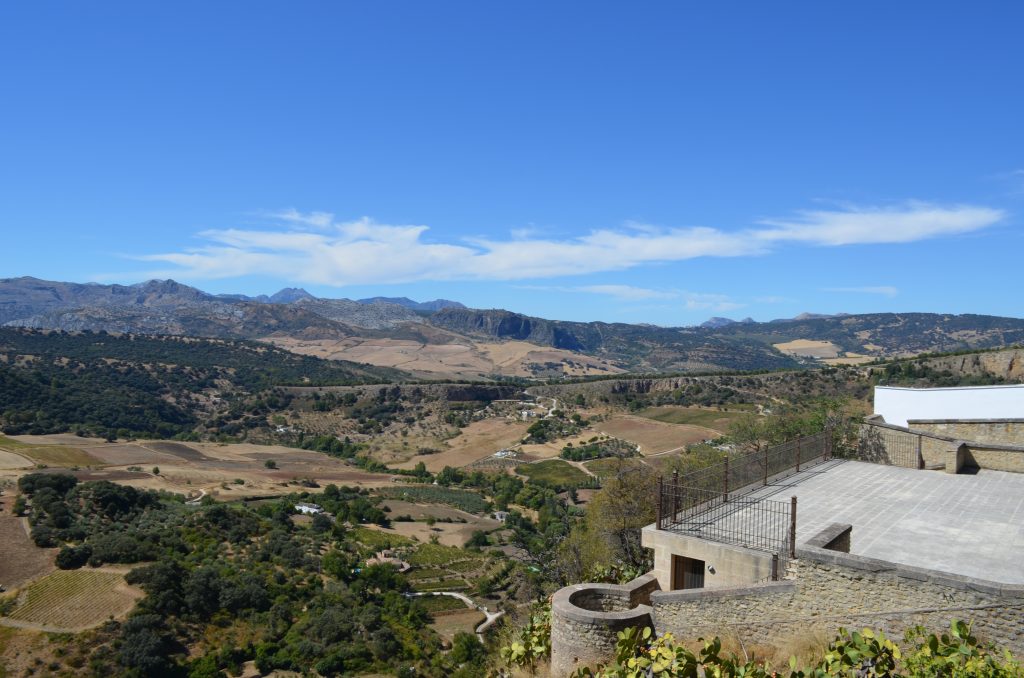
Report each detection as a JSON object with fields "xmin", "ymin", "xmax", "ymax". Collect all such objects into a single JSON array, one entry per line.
[
  {"xmin": 550, "ymin": 574, "xmax": 660, "ymax": 677},
  {"xmin": 648, "ymin": 526, "xmax": 1024, "ymax": 657},
  {"xmin": 861, "ymin": 418, "xmax": 1024, "ymax": 472},
  {"xmin": 910, "ymin": 419, "xmax": 1024, "ymax": 447}
]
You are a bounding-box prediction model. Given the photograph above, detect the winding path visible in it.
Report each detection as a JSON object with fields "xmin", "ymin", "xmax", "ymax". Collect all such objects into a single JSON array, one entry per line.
[{"xmin": 407, "ymin": 591, "xmax": 505, "ymax": 639}]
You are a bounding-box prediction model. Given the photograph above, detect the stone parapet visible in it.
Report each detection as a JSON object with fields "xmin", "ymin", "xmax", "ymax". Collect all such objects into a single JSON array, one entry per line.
[
  {"xmin": 550, "ymin": 573, "xmax": 659, "ymax": 677},
  {"xmin": 647, "ymin": 525, "xmax": 1024, "ymax": 657}
]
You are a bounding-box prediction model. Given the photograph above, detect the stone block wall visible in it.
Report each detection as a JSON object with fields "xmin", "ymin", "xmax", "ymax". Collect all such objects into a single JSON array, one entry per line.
[
  {"xmin": 962, "ymin": 443, "xmax": 1024, "ymax": 473},
  {"xmin": 861, "ymin": 419, "xmax": 1024, "ymax": 472},
  {"xmin": 648, "ymin": 532, "xmax": 1024, "ymax": 657},
  {"xmin": 910, "ymin": 419, "xmax": 1024, "ymax": 447}
]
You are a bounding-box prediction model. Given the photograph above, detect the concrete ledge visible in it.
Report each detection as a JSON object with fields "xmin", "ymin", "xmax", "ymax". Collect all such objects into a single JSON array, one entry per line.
[
  {"xmin": 651, "ymin": 580, "xmax": 795, "ymax": 604},
  {"xmin": 551, "ymin": 573, "xmax": 659, "ymax": 626},
  {"xmin": 909, "ymin": 418, "xmax": 1024, "ymax": 425},
  {"xmin": 804, "ymin": 523, "xmax": 852, "ymax": 552},
  {"xmin": 797, "ymin": 542, "xmax": 1024, "ymax": 598}
]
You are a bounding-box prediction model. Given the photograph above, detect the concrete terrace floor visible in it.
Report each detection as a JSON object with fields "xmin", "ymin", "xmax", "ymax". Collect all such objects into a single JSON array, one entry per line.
[{"xmin": 703, "ymin": 459, "xmax": 1024, "ymax": 584}]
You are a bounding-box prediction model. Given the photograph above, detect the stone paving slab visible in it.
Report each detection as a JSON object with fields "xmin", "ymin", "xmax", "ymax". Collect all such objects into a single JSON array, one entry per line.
[{"xmin": 684, "ymin": 459, "xmax": 1024, "ymax": 584}]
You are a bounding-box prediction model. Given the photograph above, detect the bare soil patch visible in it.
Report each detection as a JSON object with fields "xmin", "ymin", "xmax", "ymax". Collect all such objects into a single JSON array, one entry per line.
[
  {"xmin": 394, "ymin": 419, "xmax": 531, "ymax": 472},
  {"xmin": 0, "ymin": 501, "xmax": 55, "ymax": 591},
  {"xmin": 0, "ymin": 450, "xmax": 33, "ymax": 470},
  {"xmin": 597, "ymin": 415, "xmax": 720, "ymax": 455},
  {"xmin": 266, "ymin": 336, "xmax": 625, "ymax": 380},
  {"xmin": 773, "ymin": 339, "xmax": 842, "ymax": 359},
  {"xmin": 363, "ymin": 510, "xmax": 499, "ymax": 548}
]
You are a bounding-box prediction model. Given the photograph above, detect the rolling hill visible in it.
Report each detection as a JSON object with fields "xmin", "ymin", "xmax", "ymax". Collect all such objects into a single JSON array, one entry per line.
[{"xmin": 2, "ymin": 277, "xmax": 1023, "ymax": 378}]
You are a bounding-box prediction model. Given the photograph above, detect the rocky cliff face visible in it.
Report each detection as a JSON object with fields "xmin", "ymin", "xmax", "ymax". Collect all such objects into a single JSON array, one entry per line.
[{"xmin": 918, "ymin": 349, "xmax": 1024, "ymax": 382}]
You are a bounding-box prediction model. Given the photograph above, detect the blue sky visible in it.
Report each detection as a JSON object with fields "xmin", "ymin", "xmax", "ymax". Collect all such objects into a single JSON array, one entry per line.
[{"xmin": 1, "ymin": 2, "xmax": 1022, "ymax": 325}]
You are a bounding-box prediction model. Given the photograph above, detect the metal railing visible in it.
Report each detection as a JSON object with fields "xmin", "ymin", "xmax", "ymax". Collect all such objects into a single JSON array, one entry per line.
[
  {"xmin": 654, "ymin": 432, "xmax": 831, "ymax": 574},
  {"xmin": 854, "ymin": 423, "xmax": 923, "ymax": 469},
  {"xmin": 657, "ymin": 431, "xmax": 830, "ymax": 517}
]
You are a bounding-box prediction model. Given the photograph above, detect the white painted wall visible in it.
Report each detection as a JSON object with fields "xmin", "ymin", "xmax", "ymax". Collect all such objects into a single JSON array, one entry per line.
[{"xmin": 873, "ymin": 385, "xmax": 1024, "ymax": 428}]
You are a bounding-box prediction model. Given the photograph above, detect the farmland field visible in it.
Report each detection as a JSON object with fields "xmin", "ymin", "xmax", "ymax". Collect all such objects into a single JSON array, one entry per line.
[
  {"xmin": 516, "ymin": 459, "xmax": 591, "ymax": 488},
  {"xmin": 597, "ymin": 414, "xmax": 721, "ymax": 454},
  {"xmin": 0, "ymin": 435, "xmax": 99, "ymax": 467},
  {"xmin": 0, "ymin": 505, "xmax": 54, "ymax": 590},
  {"xmin": 583, "ymin": 456, "xmax": 650, "ymax": 479},
  {"xmin": 635, "ymin": 406, "xmax": 749, "ymax": 432},
  {"xmin": 4, "ymin": 569, "xmax": 141, "ymax": 631},
  {"xmin": 430, "ymin": 608, "xmax": 486, "ymax": 643},
  {"xmin": 377, "ymin": 486, "xmax": 489, "ymax": 514},
  {"xmin": 392, "ymin": 418, "xmax": 531, "ymax": 472}
]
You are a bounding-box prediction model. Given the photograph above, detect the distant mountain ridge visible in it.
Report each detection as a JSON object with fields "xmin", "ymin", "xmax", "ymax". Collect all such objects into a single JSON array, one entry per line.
[
  {"xmin": 2, "ymin": 276, "xmax": 1023, "ymax": 375},
  {"xmin": 357, "ymin": 296, "xmax": 465, "ymax": 312}
]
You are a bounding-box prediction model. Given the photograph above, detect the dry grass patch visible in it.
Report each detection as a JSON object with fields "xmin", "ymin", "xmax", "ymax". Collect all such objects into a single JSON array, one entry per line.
[
  {"xmin": 394, "ymin": 419, "xmax": 531, "ymax": 471},
  {"xmin": 772, "ymin": 339, "xmax": 842, "ymax": 359},
  {"xmin": 636, "ymin": 406, "xmax": 746, "ymax": 433},
  {"xmin": 598, "ymin": 415, "xmax": 719, "ymax": 455}
]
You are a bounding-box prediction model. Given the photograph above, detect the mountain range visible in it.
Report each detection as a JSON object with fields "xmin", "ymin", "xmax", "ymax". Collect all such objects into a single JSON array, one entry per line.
[{"xmin": 2, "ymin": 276, "xmax": 1023, "ymax": 379}]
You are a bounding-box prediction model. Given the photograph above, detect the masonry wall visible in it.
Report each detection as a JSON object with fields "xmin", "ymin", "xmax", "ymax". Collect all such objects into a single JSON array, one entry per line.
[
  {"xmin": 910, "ymin": 419, "xmax": 1024, "ymax": 447},
  {"xmin": 649, "ymin": 542, "xmax": 1024, "ymax": 657},
  {"xmin": 861, "ymin": 418, "xmax": 1024, "ymax": 472}
]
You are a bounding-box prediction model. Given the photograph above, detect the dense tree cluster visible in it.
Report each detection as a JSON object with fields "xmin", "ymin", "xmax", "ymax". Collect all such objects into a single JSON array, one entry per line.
[
  {"xmin": 0, "ymin": 328, "xmax": 400, "ymax": 438},
  {"xmin": 15, "ymin": 474, "xmax": 492, "ymax": 677}
]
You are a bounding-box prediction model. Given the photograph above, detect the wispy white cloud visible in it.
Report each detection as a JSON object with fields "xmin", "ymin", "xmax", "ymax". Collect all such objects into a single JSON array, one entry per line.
[
  {"xmin": 823, "ymin": 286, "xmax": 899, "ymax": 297},
  {"xmin": 754, "ymin": 201, "xmax": 1003, "ymax": 246},
  {"xmin": 574, "ymin": 285, "xmax": 678, "ymax": 300},
  {"xmin": 681, "ymin": 292, "xmax": 744, "ymax": 312},
  {"xmin": 130, "ymin": 201, "xmax": 1004, "ymax": 286}
]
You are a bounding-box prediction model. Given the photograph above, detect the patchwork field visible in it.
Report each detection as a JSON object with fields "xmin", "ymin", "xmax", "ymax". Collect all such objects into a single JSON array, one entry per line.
[
  {"xmin": 0, "ymin": 434, "xmax": 398, "ymax": 500},
  {"xmin": 635, "ymin": 406, "xmax": 747, "ymax": 432},
  {"xmin": 773, "ymin": 339, "xmax": 842, "ymax": 359},
  {"xmin": 516, "ymin": 459, "xmax": 592, "ymax": 488},
  {"xmin": 597, "ymin": 415, "xmax": 720, "ymax": 455},
  {"xmin": 3, "ymin": 569, "xmax": 142, "ymax": 631},
  {"xmin": 0, "ymin": 435, "xmax": 99, "ymax": 467},
  {"xmin": 265, "ymin": 335, "xmax": 625, "ymax": 380},
  {"xmin": 393, "ymin": 419, "xmax": 531, "ymax": 472}
]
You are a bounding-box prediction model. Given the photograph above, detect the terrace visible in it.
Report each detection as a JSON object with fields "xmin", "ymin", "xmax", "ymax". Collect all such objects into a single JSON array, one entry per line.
[
  {"xmin": 646, "ymin": 430, "xmax": 1024, "ymax": 586},
  {"xmin": 660, "ymin": 457, "xmax": 1024, "ymax": 584}
]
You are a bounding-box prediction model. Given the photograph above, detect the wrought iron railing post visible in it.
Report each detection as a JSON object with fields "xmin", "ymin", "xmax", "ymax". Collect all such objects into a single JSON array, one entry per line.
[
  {"xmin": 771, "ymin": 553, "xmax": 779, "ymax": 581},
  {"xmin": 916, "ymin": 435, "xmax": 923, "ymax": 470},
  {"xmin": 671, "ymin": 470, "xmax": 679, "ymax": 522},
  {"xmin": 796, "ymin": 438, "xmax": 801, "ymax": 472},
  {"xmin": 723, "ymin": 456, "xmax": 729, "ymax": 502},
  {"xmin": 789, "ymin": 496, "xmax": 797, "ymax": 560},
  {"xmin": 656, "ymin": 475, "xmax": 663, "ymax": 529},
  {"xmin": 763, "ymin": 446, "xmax": 768, "ymax": 485}
]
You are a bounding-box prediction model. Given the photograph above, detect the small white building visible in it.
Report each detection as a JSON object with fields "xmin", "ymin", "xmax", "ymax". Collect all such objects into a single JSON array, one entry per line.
[
  {"xmin": 295, "ymin": 503, "xmax": 323, "ymax": 515},
  {"xmin": 492, "ymin": 510, "xmax": 510, "ymax": 523},
  {"xmin": 874, "ymin": 384, "xmax": 1024, "ymax": 428}
]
